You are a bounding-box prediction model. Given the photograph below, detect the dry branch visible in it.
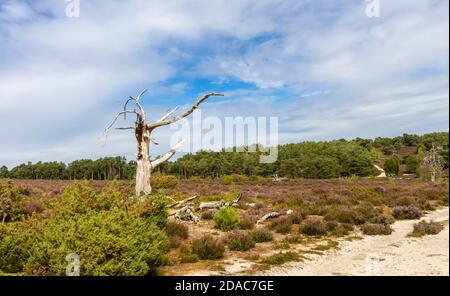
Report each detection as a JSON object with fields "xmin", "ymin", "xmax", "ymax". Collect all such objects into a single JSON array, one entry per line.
[
  {"xmin": 199, "ymin": 193, "xmax": 242, "ymax": 210},
  {"xmin": 147, "ymin": 93, "xmax": 224, "ymax": 129},
  {"xmin": 168, "ymin": 195, "xmax": 198, "ymax": 208},
  {"xmin": 256, "ymin": 208, "xmax": 293, "ymax": 225}
]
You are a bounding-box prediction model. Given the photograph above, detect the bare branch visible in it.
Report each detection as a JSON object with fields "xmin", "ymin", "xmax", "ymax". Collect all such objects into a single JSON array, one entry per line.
[
  {"xmin": 105, "ymin": 110, "xmax": 138, "ymax": 134},
  {"xmin": 136, "ymin": 89, "xmax": 148, "ymax": 101},
  {"xmin": 168, "ymin": 195, "xmax": 198, "ymax": 208},
  {"xmin": 148, "ymin": 93, "xmax": 224, "ymax": 129},
  {"xmin": 150, "ymin": 139, "xmax": 185, "ymax": 170},
  {"xmin": 115, "ymin": 126, "xmax": 135, "ymax": 130},
  {"xmin": 123, "ymin": 89, "xmax": 148, "ymax": 120},
  {"xmin": 155, "ymin": 106, "xmax": 180, "ymax": 123}
]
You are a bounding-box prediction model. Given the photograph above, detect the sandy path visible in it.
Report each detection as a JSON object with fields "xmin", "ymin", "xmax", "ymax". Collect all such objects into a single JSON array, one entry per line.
[{"xmin": 262, "ymin": 207, "xmax": 449, "ymax": 276}]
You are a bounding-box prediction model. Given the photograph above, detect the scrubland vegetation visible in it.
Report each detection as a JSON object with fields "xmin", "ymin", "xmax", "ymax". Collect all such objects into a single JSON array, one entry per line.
[
  {"xmin": 0, "ymin": 174, "xmax": 448, "ymax": 275},
  {"xmin": 0, "ymin": 132, "xmax": 448, "ymax": 275}
]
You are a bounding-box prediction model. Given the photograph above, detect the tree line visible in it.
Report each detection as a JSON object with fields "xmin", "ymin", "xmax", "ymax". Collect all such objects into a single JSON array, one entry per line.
[{"xmin": 1, "ymin": 132, "xmax": 447, "ymax": 180}]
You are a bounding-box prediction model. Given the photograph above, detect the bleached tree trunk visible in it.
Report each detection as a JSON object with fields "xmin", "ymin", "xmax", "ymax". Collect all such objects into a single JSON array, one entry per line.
[
  {"xmin": 135, "ymin": 122, "xmax": 152, "ymax": 196},
  {"xmin": 105, "ymin": 90, "xmax": 224, "ymax": 198}
]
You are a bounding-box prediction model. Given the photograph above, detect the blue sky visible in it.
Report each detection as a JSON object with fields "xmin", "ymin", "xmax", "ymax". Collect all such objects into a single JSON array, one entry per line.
[{"xmin": 0, "ymin": 0, "xmax": 448, "ymax": 167}]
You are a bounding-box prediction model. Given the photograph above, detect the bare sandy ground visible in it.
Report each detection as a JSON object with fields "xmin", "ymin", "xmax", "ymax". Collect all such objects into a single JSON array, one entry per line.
[{"xmin": 262, "ymin": 207, "xmax": 449, "ymax": 276}]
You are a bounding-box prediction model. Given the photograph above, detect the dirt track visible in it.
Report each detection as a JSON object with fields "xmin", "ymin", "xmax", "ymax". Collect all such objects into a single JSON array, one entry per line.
[{"xmin": 262, "ymin": 207, "xmax": 449, "ymax": 276}]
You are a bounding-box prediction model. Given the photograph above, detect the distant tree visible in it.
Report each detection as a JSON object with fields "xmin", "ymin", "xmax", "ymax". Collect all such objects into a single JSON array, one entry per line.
[
  {"xmin": 421, "ymin": 143, "xmax": 444, "ymax": 182},
  {"xmin": 403, "ymin": 155, "xmax": 419, "ymax": 174},
  {"xmin": 384, "ymin": 156, "xmax": 401, "ymax": 176},
  {"xmin": 0, "ymin": 166, "xmax": 8, "ymax": 178}
]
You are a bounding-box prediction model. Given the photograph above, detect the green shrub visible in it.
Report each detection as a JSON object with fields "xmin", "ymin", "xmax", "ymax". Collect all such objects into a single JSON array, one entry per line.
[
  {"xmin": 165, "ymin": 221, "xmax": 188, "ymax": 239},
  {"xmin": 24, "ymin": 209, "xmax": 169, "ymax": 275},
  {"xmin": 270, "ymin": 216, "xmax": 292, "ymax": 234},
  {"xmin": 361, "ymin": 223, "xmax": 393, "ymax": 235},
  {"xmin": 150, "ymin": 174, "xmax": 178, "ymax": 189},
  {"xmin": 191, "ymin": 235, "xmax": 225, "ymax": 260},
  {"xmin": 384, "ymin": 156, "xmax": 401, "ymax": 176},
  {"xmin": 0, "ymin": 180, "xmax": 26, "ymax": 222},
  {"xmin": 57, "ymin": 181, "xmax": 109, "ymax": 216},
  {"xmin": 403, "ymin": 155, "xmax": 419, "ymax": 174},
  {"xmin": 213, "ymin": 206, "xmax": 240, "ymax": 231},
  {"xmin": 300, "ymin": 216, "xmax": 327, "ymax": 236},
  {"xmin": 180, "ymin": 252, "xmax": 199, "ymax": 263},
  {"xmin": 133, "ymin": 193, "xmax": 169, "ymax": 228},
  {"xmin": 250, "ymin": 228, "xmax": 273, "ymax": 243},
  {"xmin": 260, "ymin": 251, "xmax": 300, "ymax": 265},
  {"xmin": 179, "ymin": 244, "xmax": 199, "ymax": 263},
  {"xmin": 238, "ymin": 219, "xmax": 255, "ymax": 230},
  {"xmin": 409, "ymin": 220, "xmax": 444, "ymax": 237},
  {"xmin": 0, "ymin": 219, "xmax": 42, "ymax": 273},
  {"xmin": 222, "ymin": 175, "xmax": 234, "ymax": 185},
  {"xmin": 226, "ymin": 230, "xmax": 255, "ymax": 251},
  {"xmin": 392, "ymin": 205, "xmax": 422, "ymax": 220}
]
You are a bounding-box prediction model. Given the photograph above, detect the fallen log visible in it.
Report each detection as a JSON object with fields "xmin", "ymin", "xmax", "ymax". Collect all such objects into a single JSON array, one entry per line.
[
  {"xmin": 174, "ymin": 206, "xmax": 200, "ymax": 223},
  {"xmin": 256, "ymin": 212, "xmax": 280, "ymax": 224},
  {"xmin": 256, "ymin": 209, "xmax": 293, "ymax": 225},
  {"xmin": 199, "ymin": 193, "xmax": 242, "ymax": 209},
  {"xmin": 168, "ymin": 195, "xmax": 198, "ymax": 208}
]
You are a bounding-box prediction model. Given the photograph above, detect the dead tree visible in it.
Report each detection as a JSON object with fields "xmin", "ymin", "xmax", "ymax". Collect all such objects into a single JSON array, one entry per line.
[
  {"xmin": 105, "ymin": 90, "xmax": 224, "ymax": 197},
  {"xmin": 421, "ymin": 143, "xmax": 443, "ymax": 182}
]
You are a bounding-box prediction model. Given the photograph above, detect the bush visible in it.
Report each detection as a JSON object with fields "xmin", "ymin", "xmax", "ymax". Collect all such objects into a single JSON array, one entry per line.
[
  {"xmin": 238, "ymin": 219, "xmax": 255, "ymax": 230},
  {"xmin": 179, "ymin": 244, "xmax": 199, "ymax": 263},
  {"xmin": 0, "ymin": 219, "xmax": 42, "ymax": 273},
  {"xmin": 0, "ymin": 180, "xmax": 26, "ymax": 222},
  {"xmin": 300, "ymin": 216, "xmax": 327, "ymax": 236},
  {"xmin": 201, "ymin": 209, "xmax": 217, "ymax": 220},
  {"xmin": 361, "ymin": 223, "xmax": 393, "ymax": 235},
  {"xmin": 392, "ymin": 205, "xmax": 422, "ymax": 220},
  {"xmin": 133, "ymin": 193, "xmax": 169, "ymax": 228},
  {"xmin": 222, "ymin": 175, "xmax": 234, "ymax": 185},
  {"xmin": 57, "ymin": 181, "xmax": 113, "ymax": 216},
  {"xmin": 165, "ymin": 221, "xmax": 189, "ymax": 239},
  {"xmin": 384, "ymin": 156, "xmax": 401, "ymax": 176},
  {"xmin": 25, "ymin": 209, "xmax": 169, "ymax": 275},
  {"xmin": 150, "ymin": 174, "xmax": 178, "ymax": 189},
  {"xmin": 250, "ymin": 228, "xmax": 273, "ymax": 243},
  {"xmin": 270, "ymin": 216, "xmax": 293, "ymax": 234},
  {"xmin": 213, "ymin": 206, "xmax": 240, "ymax": 231},
  {"xmin": 371, "ymin": 213, "xmax": 395, "ymax": 224},
  {"xmin": 191, "ymin": 235, "xmax": 225, "ymax": 260},
  {"xmin": 290, "ymin": 211, "xmax": 303, "ymax": 224},
  {"xmin": 409, "ymin": 220, "xmax": 444, "ymax": 237},
  {"xmin": 226, "ymin": 230, "xmax": 255, "ymax": 251},
  {"xmin": 260, "ymin": 251, "xmax": 300, "ymax": 265}
]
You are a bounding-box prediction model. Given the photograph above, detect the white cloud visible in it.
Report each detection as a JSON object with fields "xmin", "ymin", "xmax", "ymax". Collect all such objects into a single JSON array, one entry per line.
[{"xmin": 0, "ymin": 0, "xmax": 448, "ymax": 167}]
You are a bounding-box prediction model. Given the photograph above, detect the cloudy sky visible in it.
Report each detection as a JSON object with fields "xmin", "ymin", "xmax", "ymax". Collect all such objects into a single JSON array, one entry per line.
[{"xmin": 0, "ymin": 0, "xmax": 448, "ymax": 167}]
